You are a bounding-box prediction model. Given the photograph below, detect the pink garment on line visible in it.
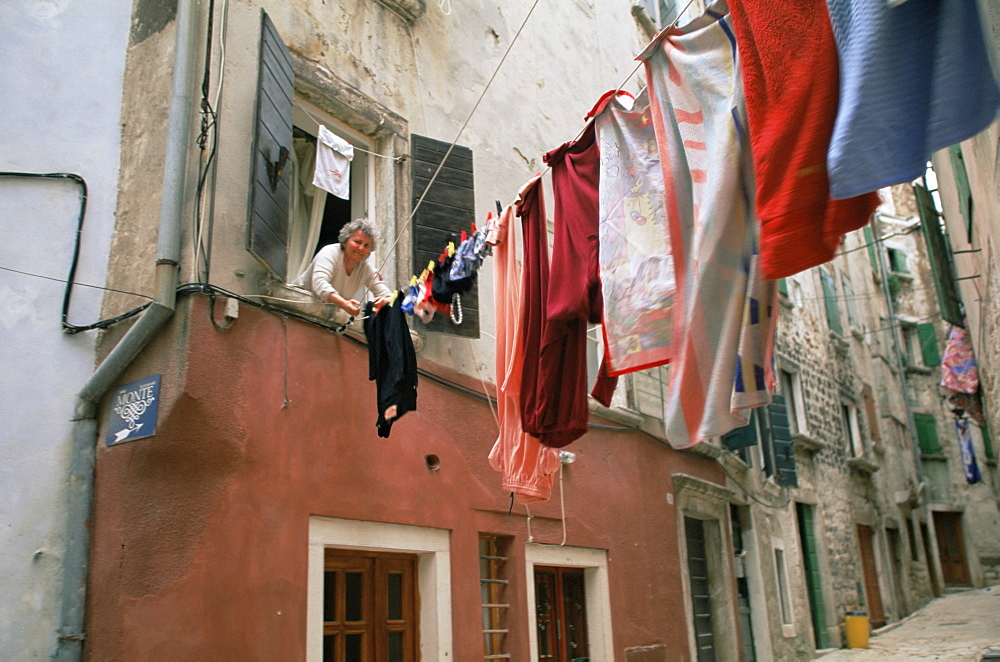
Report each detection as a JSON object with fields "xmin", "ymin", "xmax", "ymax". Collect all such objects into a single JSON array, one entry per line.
[{"xmin": 487, "ymin": 188, "xmax": 560, "ymax": 504}]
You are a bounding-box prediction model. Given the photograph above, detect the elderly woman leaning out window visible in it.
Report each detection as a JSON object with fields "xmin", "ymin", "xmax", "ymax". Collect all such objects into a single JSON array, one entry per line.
[{"xmin": 291, "ymin": 218, "xmax": 393, "ymax": 319}]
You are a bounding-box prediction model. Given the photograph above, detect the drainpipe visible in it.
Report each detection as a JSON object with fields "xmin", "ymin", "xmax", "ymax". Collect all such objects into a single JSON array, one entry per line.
[
  {"xmin": 871, "ymin": 213, "xmax": 944, "ymax": 595},
  {"xmin": 56, "ymin": 1, "xmax": 197, "ymax": 659},
  {"xmin": 872, "ymin": 214, "xmax": 925, "ymax": 486}
]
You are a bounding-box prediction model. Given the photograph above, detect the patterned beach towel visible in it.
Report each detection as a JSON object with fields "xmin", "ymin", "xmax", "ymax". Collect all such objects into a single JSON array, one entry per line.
[
  {"xmin": 639, "ymin": 1, "xmax": 777, "ymax": 448},
  {"xmin": 593, "ymin": 89, "xmax": 675, "ymax": 376}
]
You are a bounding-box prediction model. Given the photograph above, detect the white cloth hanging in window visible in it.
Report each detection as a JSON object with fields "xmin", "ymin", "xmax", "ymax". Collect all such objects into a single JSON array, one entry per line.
[{"xmin": 312, "ymin": 125, "xmax": 354, "ymax": 200}]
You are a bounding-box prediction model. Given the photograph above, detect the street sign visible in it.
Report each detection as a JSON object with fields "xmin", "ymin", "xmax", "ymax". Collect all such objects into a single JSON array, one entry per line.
[{"xmin": 106, "ymin": 374, "xmax": 160, "ymax": 446}]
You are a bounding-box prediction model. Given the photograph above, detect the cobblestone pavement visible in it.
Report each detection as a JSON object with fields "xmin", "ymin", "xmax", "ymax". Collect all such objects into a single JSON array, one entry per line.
[{"xmin": 818, "ymin": 585, "xmax": 1000, "ymax": 661}]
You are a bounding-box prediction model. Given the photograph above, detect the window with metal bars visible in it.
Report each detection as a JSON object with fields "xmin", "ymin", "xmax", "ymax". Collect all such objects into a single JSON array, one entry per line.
[{"xmin": 480, "ymin": 535, "xmax": 511, "ymax": 660}]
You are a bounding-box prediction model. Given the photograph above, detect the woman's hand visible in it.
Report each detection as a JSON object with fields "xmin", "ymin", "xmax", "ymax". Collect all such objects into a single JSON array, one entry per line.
[
  {"xmin": 373, "ymin": 295, "xmax": 391, "ymax": 313},
  {"xmin": 342, "ymin": 299, "xmax": 363, "ymax": 317},
  {"xmin": 328, "ymin": 291, "xmax": 362, "ymax": 317}
]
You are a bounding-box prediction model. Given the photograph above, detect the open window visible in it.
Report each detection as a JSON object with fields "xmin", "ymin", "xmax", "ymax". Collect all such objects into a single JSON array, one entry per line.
[
  {"xmin": 286, "ymin": 101, "xmax": 376, "ymax": 282},
  {"xmin": 247, "ymin": 10, "xmax": 409, "ymax": 314},
  {"xmin": 842, "ymin": 402, "xmax": 863, "ymax": 458}
]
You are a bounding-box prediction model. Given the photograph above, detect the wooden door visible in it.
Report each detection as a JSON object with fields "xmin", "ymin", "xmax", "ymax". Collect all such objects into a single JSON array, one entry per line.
[
  {"xmin": 534, "ymin": 566, "xmax": 589, "ymax": 662},
  {"xmin": 323, "ymin": 549, "xmax": 418, "ymax": 662},
  {"xmin": 933, "ymin": 512, "xmax": 971, "ymax": 587},
  {"xmin": 856, "ymin": 525, "xmax": 886, "ymax": 628}
]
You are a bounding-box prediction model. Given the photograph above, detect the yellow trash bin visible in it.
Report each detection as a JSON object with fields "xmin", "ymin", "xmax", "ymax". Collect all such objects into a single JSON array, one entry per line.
[{"xmin": 844, "ymin": 611, "xmax": 870, "ymax": 649}]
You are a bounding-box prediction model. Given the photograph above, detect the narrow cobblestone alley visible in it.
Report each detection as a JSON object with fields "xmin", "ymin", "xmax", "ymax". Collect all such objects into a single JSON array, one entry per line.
[{"xmin": 818, "ymin": 586, "xmax": 1000, "ymax": 661}]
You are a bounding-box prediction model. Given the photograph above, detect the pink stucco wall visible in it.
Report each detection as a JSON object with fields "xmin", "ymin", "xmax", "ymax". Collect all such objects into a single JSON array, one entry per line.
[{"xmin": 85, "ymin": 296, "xmax": 724, "ymax": 660}]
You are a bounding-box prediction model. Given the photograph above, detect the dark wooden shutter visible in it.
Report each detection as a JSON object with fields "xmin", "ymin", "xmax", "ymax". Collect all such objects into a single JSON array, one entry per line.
[
  {"xmin": 246, "ymin": 11, "xmax": 294, "ymax": 279},
  {"xmin": 410, "ymin": 134, "xmax": 479, "ymax": 338},
  {"xmin": 769, "ymin": 394, "xmax": 798, "ymax": 487},
  {"xmin": 820, "ymin": 268, "xmax": 842, "ymax": 336},
  {"xmin": 914, "ymin": 184, "xmax": 964, "ymax": 327},
  {"xmin": 916, "ymin": 323, "xmax": 941, "ymax": 367}
]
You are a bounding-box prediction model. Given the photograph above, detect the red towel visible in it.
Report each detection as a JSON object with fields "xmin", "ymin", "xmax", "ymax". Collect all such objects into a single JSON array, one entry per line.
[{"xmin": 728, "ymin": 0, "xmax": 878, "ymax": 279}]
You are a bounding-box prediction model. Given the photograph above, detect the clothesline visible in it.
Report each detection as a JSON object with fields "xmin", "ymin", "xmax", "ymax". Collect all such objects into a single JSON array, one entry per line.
[{"xmin": 500, "ymin": 0, "xmax": 695, "ymax": 212}]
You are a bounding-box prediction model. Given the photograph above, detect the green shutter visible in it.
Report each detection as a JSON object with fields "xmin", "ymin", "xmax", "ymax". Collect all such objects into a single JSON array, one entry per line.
[
  {"xmin": 411, "ymin": 135, "xmax": 479, "ymax": 338},
  {"xmin": 863, "ymin": 226, "xmax": 879, "ymax": 272},
  {"xmin": 842, "ymin": 274, "xmax": 858, "ymax": 328},
  {"xmin": 982, "ymin": 425, "xmax": 995, "ymax": 461},
  {"xmin": 723, "ymin": 421, "xmax": 757, "ymax": 450},
  {"xmin": 914, "ymin": 413, "xmax": 942, "ymax": 455},
  {"xmin": 820, "ymin": 268, "xmax": 842, "ymax": 335},
  {"xmin": 916, "ymin": 323, "xmax": 941, "ymax": 367},
  {"xmin": 778, "ymin": 278, "xmax": 788, "ymax": 297},
  {"xmin": 947, "ymin": 144, "xmax": 974, "ymax": 243},
  {"xmin": 796, "ymin": 504, "xmax": 830, "ymax": 649},
  {"xmin": 769, "ymin": 394, "xmax": 798, "ymax": 487},
  {"xmin": 914, "ymin": 184, "xmax": 964, "ymax": 327},
  {"xmin": 247, "ymin": 11, "xmax": 294, "ymax": 279}
]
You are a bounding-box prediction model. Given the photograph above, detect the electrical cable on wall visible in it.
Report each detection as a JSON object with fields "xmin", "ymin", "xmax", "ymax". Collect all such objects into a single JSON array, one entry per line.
[{"xmin": 0, "ymin": 171, "xmax": 118, "ymax": 334}]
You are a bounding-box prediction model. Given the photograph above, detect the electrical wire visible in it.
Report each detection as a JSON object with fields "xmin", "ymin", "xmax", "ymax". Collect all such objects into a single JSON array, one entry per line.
[
  {"xmin": 365, "ymin": 0, "xmax": 544, "ymax": 299},
  {"xmin": 0, "ymin": 171, "xmax": 104, "ymax": 334},
  {"xmin": 193, "ymin": 0, "xmax": 224, "ymax": 283}
]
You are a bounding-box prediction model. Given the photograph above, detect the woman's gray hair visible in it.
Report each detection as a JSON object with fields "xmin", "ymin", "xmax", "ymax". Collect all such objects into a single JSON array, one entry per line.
[{"xmin": 338, "ymin": 218, "xmax": 380, "ymax": 246}]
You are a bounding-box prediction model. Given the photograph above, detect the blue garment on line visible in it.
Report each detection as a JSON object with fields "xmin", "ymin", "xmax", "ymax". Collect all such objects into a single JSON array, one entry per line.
[{"xmin": 825, "ymin": 0, "xmax": 1000, "ymax": 199}]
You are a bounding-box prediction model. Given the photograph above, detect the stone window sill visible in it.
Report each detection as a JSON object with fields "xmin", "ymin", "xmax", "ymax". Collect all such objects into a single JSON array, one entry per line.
[
  {"xmin": 848, "ymin": 455, "xmax": 880, "ymax": 475},
  {"xmin": 793, "ymin": 433, "xmax": 823, "ymax": 453}
]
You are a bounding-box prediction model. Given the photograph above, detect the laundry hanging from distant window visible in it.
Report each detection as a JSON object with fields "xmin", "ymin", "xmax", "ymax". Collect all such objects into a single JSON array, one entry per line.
[
  {"xmin": 312, "ymin": 124, "xmax": 354, "ymax": 200},
  {"xmin": 955, "ymin": 418, "xmax": 981, "ymax": 485},
  {"xmin": 940, "ymin": 324, "xmax": 985, "ymax": 426}
]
